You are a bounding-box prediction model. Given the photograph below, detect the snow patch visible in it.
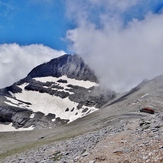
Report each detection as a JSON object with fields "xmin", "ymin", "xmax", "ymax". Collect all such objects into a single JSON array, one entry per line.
[
  {"xmin": 14, "ymin": 88, "xmax": 98, "ymax": 122},
  {"xmin": 5, "ymin": 96, "xmax": 19, "ymax": 105},
  {"xmin": 5, "ymin": 96, "xmax": 30, "ymax": 109},
  {"xmin": 4, "ymin": 101, "xmax": 18, "ymax": 107},
  {"xmin": 141, "ymin": 93, "xmax": 149, "ymax": 98},
  {"xmin": 0, "ymin": 123, "xmax": 34, "ymax": 132},
  {"xmin": 30, "ymin": 113, "xmax": 35, "ymax": 118},
  {"xmin": 9, "ymin": 91, "xmax": 15, "ymax": 97},
  {"xmin": 34, "ymin": 76, "xmax": 97, "ymax": 89},
  {"xmin": 18, "ymin": 83, "xmax": 28, "ymax": 89}
]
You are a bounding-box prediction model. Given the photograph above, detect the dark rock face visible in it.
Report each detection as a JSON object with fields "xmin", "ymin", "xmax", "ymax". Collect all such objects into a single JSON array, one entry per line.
[
  {"xmin": 27, "ymin": 54, "xmax": 98, "ymax": 82},
  {"xmin": 24, "ymin": 80, "xmax": 69, "ymax": 99},
  {"xmin": 68, "ymin": 85, "xmax": 116, "ymax": 108},
  {"xmin": 0, "ymin": 104, "xmax": 69, "ymax": 129},
  {"xmin": 0, "ymin": 84, "xmax": 22, "ymax": 96},
  {"xmin": 0, "ymin": 106, "xmax": 13, "ymax": 122}
]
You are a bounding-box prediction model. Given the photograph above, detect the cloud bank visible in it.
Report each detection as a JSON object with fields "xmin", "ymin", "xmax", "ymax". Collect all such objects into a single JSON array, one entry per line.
[
  {"xmin": 0, "ymin": 43, "xmax": 65, "ymax": 88},
  {"xmin": 66, "ymin": 0, "xmax": 163, "ymax": 92}
]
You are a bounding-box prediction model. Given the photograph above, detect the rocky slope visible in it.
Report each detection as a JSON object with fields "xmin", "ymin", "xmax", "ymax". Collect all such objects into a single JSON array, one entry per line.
[
  {"xmin": 0, "ymin": 54, "xmax": 116, "ymax": 131},
  {"xmin": 0, "ymin": 74, "xmax": 163, "ymax": 162},
  {"xmin": 1, "ymin": 112, "xmax": 163, "ymax": 163}
]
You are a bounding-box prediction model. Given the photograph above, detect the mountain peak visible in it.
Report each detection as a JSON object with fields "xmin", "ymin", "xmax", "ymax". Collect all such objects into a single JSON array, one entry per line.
[
  {"xmin": 0, "ymin": 54, "xmax": 116, "ymax": 130},
  {"xmin": 27, "ymin": 54, "xmax": 98, "ymax": 82}
]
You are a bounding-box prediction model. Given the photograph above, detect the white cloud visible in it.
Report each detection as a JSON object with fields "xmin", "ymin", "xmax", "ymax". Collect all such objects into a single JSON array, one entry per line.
[
  {"xmin": 66, "ymin": 1, "xmax": 163, "ymax": 92},
  {"xmin": 0, "ymin": 43, "xmax": 65, "ymax": 88},
  {"xmin": 66, "ymin": 0, "xmax": 140, "ymax": 22},
  {"xmin": 87, "ymin": 0, "xmax": 139, "ymax": 11}
]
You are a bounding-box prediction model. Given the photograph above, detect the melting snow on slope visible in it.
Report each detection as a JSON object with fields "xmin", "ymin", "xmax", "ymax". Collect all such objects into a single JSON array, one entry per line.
[
  {"xmin": 13, "ymin": 84, "xmax": 97, "ymax": 122},
  {"xmin": 34, "ymin": 75, "xmax": 97, "ymax": 89},
  {"xmin": 4, "ymin": 96, "xmax": 30, "ymax": 109},
  {"xmin": 4, "ymin": 76, "xmax": 98, "ymax": 123}
]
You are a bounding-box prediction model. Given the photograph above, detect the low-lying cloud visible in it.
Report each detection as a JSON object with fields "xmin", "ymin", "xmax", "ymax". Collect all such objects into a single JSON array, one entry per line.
[
  {"xmin": 0, "ymin": 43, "xmax": 65, "ymax": 88},
  {"xmin": 66, "ymin": 1, "xmax": 163, "ymax": 92}
]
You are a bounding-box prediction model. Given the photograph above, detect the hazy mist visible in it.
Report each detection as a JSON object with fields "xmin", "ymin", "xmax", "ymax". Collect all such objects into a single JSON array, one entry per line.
[
  {"xmin": 0, "ymin": 43, "xmax": 65, "ymax": 88},
  {"xmin": 66, "ymin": 0, "xmax": 163, "ymax": 92}
]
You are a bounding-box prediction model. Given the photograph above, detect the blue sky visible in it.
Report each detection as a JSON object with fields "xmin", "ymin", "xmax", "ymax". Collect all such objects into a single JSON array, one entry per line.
[
  {"xmin": 1, "ymin": 0, "xmax": 163, "ymax": 91},
  {"xmin": 0, "ymin": 0, "xmax": 162, "ymax": 52},
  {"xmin": 0, "ymin": 0, "xmax": 75, "ymax": 51}
]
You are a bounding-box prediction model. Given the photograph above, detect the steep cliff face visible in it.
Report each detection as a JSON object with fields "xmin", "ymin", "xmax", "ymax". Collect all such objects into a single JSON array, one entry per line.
[
  {"xmin": 27, "ymin": 54, "xmax": 98, "ymax": 82},
  {"xmin": 0, "ymin": 54, "xmax": 116, "ymax": 131}
]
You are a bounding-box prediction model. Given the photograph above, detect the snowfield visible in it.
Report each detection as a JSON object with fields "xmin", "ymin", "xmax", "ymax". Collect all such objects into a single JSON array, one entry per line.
[
  {"xmin": 15, "ymin": 90, "xmax": 96, "ymax": 122},
  {"xmin": 4, "ymin": 76, "xmax": 98, "ymax": 126},
  {"xmin": 34, "ymin": 76, "xmax": 98, "ymax": 89}
]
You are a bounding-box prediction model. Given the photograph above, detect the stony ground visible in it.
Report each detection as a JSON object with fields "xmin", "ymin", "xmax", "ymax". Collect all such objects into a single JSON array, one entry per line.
[
  {"xmin": 78, "ymin": 112, "xmax": 163, "ymax": 163},
  {"xmin": 1, "ymin": 111, "xmax": 163, "ymax": 163}
]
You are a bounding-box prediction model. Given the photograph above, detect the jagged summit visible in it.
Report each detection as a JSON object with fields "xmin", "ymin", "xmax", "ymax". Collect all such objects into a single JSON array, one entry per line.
[{"xmin": 27, "ymin": 54, "xmax": 98, "ymax": 82}]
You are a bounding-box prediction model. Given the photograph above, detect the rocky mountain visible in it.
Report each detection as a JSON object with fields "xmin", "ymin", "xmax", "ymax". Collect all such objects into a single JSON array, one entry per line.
[
  {"xmin": 0, "ymin": 54, "xmax": 116, "ymax": 131},
  {"xmin": 1, "ymin": 72, "xmax": 163, "ymax": 162}
]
